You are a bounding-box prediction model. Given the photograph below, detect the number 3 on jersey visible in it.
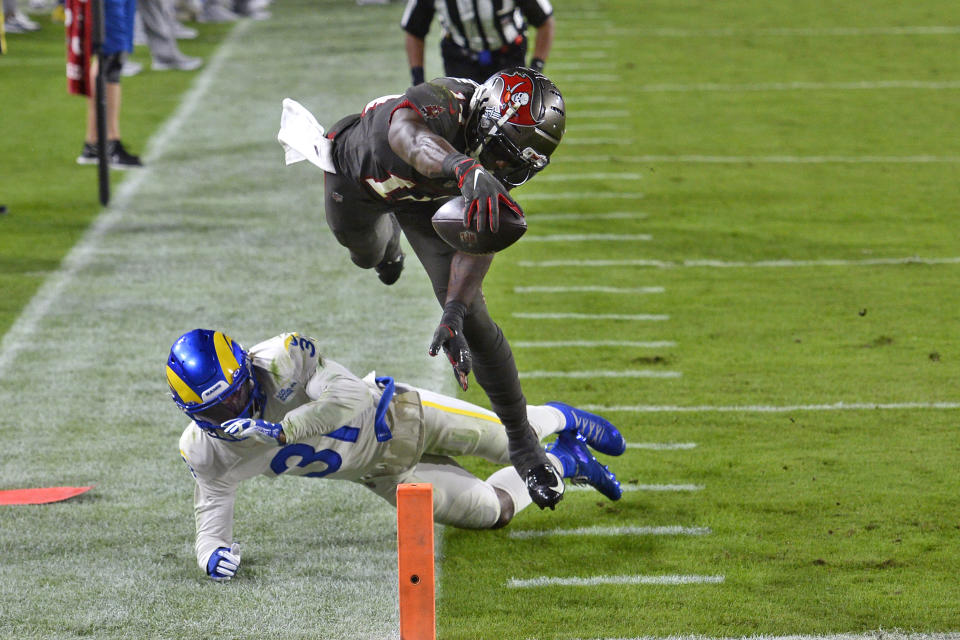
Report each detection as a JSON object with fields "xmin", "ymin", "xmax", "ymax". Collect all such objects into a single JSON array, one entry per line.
[{"xmin": 270, "ymin": 444, "xmax": 341, "ymax": 478}]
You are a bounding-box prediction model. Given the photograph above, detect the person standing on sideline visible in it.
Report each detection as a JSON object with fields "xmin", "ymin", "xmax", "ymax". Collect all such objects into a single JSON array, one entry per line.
[{"xmin": 400, "ymin": 0, "xmax": 554, "ymax": 85}]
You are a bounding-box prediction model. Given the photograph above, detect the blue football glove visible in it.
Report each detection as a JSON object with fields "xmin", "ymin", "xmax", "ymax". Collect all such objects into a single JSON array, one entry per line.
[
  {"xmin": 206, "ymin": 543, "xmax": 241, "ymax": 581},
  {"xmin": 222, "ymin": 418, "xmax": 284, "ymax": 444}
]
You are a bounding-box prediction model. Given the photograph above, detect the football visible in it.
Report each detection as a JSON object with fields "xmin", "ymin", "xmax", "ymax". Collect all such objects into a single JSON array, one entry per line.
[{"xmin": 431, "ymin": 197, "xmax": 527, "ymax": 254}]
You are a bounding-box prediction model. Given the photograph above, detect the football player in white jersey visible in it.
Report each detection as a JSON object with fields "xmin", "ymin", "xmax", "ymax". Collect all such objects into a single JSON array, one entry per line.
[{"xmin": 167, "ymin": 329, "xmax": 626, "ymax": 581}]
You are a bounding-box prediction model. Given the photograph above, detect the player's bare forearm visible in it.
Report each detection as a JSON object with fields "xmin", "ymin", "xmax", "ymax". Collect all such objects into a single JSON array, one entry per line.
[
  {"xmin": 532, "ymin": 16, "xmax": 554, "ymax": 62},
  {"xmin": 388, "ymin": 108, "xmax": 455, "ymax": 178},
  {"xmin": 446, "ymin": 251, "xmax": 494, "ymax": 305}
]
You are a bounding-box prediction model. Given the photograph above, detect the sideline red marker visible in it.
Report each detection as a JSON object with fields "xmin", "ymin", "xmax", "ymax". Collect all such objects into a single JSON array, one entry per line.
[
  {"xmin": 396, "ymin": 483, "xmax": 436, "ymax": 640},
  {"xmin": 0, "ymin": 486, "xmax": 94, "ymax": 505}
]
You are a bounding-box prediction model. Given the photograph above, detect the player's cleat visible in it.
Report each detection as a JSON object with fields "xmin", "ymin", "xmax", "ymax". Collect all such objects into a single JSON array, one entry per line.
[
  {"xmin": 546, "ymin": 401, "xmax": 626, "ymax": 456},
  {"xmin": 375, "ymin": 251, "xmax": 404, "ymax": 285},
  {"xmin": 524, "ymin": 462, "xmax": 564, "ymax": 510},
  {"xmin": 547, "ymin": 431, "xmax": 622, "ymax": 501}
]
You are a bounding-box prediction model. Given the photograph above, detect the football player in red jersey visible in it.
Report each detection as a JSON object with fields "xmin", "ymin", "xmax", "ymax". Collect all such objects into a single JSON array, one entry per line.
[{"xmin": 287, "ymin": 68, "xmax": 568, "ymax": 509}]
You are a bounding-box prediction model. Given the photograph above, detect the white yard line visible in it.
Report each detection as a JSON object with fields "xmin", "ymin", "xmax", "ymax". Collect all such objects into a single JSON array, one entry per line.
[
  {"xmin": 581, "ymin": 402, "xmax": 960, "ymax": 413},
  {"xmin": 564, "ymin": 138, "xmax": 636, "ymax": 145},
  {"xmin": 561, "ymin": 154, "xmax": 960, "ymax": 164},
  {"xmin": 513, "ymin": 312, "xmax": 669, "ymax": 321},
  {"xmin": 574, "ymin": 25, "xmax": 960, "ymax": 37},
  {"xmin": 536, "ymin": 172, "xmax": 644, "ymax": 181},
  {"xmin": 524, "ymin": 234, "xmax": 652, "ymax": 242},
  {"xmin": 609, "ymin": 633, "xmax": 960, "ymax": 640},
  {"xmin": 628, "ymin": 442, "xmax": 698, "ymax": 450},
  {"xmin": 514, "ymin": 340, "xmax": 675, "ymax": 348},
  {"xmin": 520, "ymin": 191, "xmax": 645, "ymax": 200},
  {"xmin": 508, "ymin": 525, "xmax": 711, "ymax": 539},
  {"xmin": 0, "ymin": 21, "xmax": 252, "ymax": 379},
  {"xmin": 517, "ymin": 256, "xmax": 960, "ymax": 269},
  {"xmin": 526, "ymin": 212, "xmax": 648, "ymax": 221},
  {"xmin": 565, "ymin": 483, "xmax": 705, "ymax": 492},
  {"xmin": 514, "ymin": 286, "xmax": 664, "ymax": 294},
  {"xmin": 573, "ymin": 110, "xmax": 632, "ymax": 118},
  {"xmin": 508, "ymin": 574, "xmax": 724, "ymax": 588},
  {"xmin": 520, "ymin": 370, "xmax": 682, "ymax": 379},
  {"xmin": 622, "ymin": 80, "xmax": 960, "ymax": 92}
]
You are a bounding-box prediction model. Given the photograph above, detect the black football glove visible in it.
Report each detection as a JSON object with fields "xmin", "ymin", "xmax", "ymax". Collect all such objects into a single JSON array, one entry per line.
[
  {"xmin": 442, "ymin": 152, "xmax": 522, "ymax": 234},
  {"xmin": 427, "ymin": 300, "xmax": 472, "ymax": 391}
]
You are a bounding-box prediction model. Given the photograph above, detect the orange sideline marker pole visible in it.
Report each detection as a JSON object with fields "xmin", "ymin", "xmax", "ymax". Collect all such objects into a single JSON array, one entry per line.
[{"xmin": 397, "ymin": 483, "xmax": 436, "ymax": 640}]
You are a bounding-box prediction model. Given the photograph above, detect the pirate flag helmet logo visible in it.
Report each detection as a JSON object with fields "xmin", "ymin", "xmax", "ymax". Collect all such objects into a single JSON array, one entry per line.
[{"xmin": 466, "ymin": 67, "xmax": 566, "ymax": 187}]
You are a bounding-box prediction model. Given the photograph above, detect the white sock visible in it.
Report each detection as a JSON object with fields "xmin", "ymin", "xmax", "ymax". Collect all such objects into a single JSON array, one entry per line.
[
  {"xmin": 486, "ymin": 452, "xmax": 566, "ymax": 517},
  {"xmin": 526, "ymin": 405, "xmax": 566, "ymax": 441}
]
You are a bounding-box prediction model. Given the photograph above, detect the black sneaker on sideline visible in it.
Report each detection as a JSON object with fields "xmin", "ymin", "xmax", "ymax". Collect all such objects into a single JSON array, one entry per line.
[{"xmin": 77, "ymin": 140, "xmax": 144, "ymax": 169}]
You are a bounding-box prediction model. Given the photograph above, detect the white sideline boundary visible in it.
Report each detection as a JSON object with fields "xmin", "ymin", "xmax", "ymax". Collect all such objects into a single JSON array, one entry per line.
[
  {"xmin": 508, "ymin": 525, "xmax": 711, "ymax": 539},
  {"xmin": 0, "ymin": 21, "xmax": 252, "ymax": 380},
  {"xmin": 580, "ymin": 402, "xmax": 960, "ymax": 413},
  {"xmin": 517, "ymin": 256, "xmax": 960, "ymax": 269},
  {"xmin": 508, "ymin": 574, "xmax": 725, "ymax": 588}
]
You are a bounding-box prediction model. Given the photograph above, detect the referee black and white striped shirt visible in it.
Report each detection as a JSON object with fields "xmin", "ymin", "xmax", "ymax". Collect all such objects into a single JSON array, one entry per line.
[{"xmin": 402, "ymin": 0, "xmax": 553, "ymax": 60}]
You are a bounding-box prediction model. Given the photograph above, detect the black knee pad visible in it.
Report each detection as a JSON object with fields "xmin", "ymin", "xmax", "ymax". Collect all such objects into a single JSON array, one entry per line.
[
  {"xmin": 101, "ymin": 52, "xmax": 124, "ymax": 83},
  {"xmin": 489, "ymin": 487, "xmax": 515, "ymax": 529}
]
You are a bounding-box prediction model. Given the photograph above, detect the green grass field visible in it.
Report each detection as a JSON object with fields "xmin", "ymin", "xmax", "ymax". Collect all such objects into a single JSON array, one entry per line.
[{"xmin": 1, "ymin": 1, "xmax": 959, "ymax": 638}]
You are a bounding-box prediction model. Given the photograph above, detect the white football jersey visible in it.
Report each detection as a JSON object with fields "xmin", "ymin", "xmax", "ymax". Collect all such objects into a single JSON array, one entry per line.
[{"xmin": 179, "ymin": 333, "xmax": 425, "ymax": 569}]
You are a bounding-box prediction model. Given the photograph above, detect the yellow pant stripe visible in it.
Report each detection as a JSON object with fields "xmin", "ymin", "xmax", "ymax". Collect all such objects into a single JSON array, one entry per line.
[{"xmin": 421, "ymin": 400, "xmax": 502, "ymax": 425}]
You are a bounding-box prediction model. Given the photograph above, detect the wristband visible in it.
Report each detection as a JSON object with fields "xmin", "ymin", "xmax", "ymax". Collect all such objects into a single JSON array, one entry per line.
[
  {"xmin": 411, "ymin": 66, "xmax": 425, "ymax": 85},
  {"xmin": 530, "ymin": 57, "xmax": 545, "ymax": 72},
  {"xmin": 441, "ymin": 151, "xmax": 473, "ymax": 178}
]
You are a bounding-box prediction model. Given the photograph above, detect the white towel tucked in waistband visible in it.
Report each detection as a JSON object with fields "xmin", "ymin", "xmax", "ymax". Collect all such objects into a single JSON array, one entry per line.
[{"xmin": 277, "ymin": 98, "xmax": 336, "ymax": 174}]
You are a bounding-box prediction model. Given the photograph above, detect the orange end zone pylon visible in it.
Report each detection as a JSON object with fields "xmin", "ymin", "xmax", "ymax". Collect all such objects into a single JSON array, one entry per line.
[
  {"xmin": 0, "ymin": 486, "xmax": 94, "ymax": 505},
  {"xmin": 397, "ymin": 483, "xmax": 436, "ymax": 640}
]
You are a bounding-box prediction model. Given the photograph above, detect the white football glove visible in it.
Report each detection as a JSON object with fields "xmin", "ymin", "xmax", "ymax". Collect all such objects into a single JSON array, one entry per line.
[
  {"xmin": 222, "ymin": 418, "xmax": 284, "ymax": 444},
  {"xmin": 206, "ymin": 543, "xmax": 241, "ymax": 581}
]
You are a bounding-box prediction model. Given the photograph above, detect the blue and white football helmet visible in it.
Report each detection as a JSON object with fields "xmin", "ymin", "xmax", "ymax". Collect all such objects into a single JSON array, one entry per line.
[{"xmin": 166, "ymin": 329, "xmax": 264, "ymax": 441}]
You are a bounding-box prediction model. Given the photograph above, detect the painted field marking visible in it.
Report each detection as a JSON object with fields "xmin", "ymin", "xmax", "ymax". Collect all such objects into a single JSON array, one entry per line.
[
  {"xmin": 514, "ymin": 286, "xmax": 664, "ymax": 294},
  {"xmin": 508, "ymin": 525, "xmax": 711, "ymax": 539},
  {"xmin": 623, "ymin": 80, "xmax": 960, "ymax": 92},
  {"xmin": 507, "ymin": 574, "xmax": 725, "ymax": 588},
  {"xmin": 520, "ymin": 370, "xmax": 682, "ymax": 379},
  {"xmin": 628, "ymin": 442, "xmax": 698, "ymax": 450},
  {"xmin": 620, "ymin": 634, "xmax": 960, "ymax": 640},
  {"xmin": 536, "ymin": 171, "xmax": 644, "ymax": 181},
  {"xmin": 524, "ymin": 233, "xmax": 652, "ymax": 242},
  {"xmin": 566, "ymin": 483, "xmax": 705, "ymax": 492},
  {"xmin": 526, "ymin": 212, "xmax": 648, "ymax": 221},
  {"xmin": 563, "ymin": 154, "xmax": 960, "ymax": 164},
  {"xmin": 517, "ymin": 256, "xmax": 960, "ymax": 269},
  {"xmin": 564, "ymin": 137, "xmax": 635, "ymax": 145},
  {"xmin": 561, "ymin": 94, "xmax": 630, "ymax": 104},
  {"xmin": 520, "ymin": 191, "xmax": 645, "ymax": 200},
  {"xmin": 575, "ymin": 25, "xmax": 960, "ymax": 37},
  {"xmin": 0, "ymin": 21, "xmax": 251, "ymax": 379},
  {"xmin": 581, "ymin": 402, "xmax": 960, "ymax": 413},
  {"xmin": 513, "ymin": 312, "xmax": 669, "ymax": 321},
  {"xmin": 569, "ymin": 123, "xmax": 626, "ymax": 131},
  {"xmin": 574, "ymin": 109, "xmax": 631, "ymax": 118},
  {"xmin": 549, "ymin": 61, "xmax": 611, "ymax": 71},
  {"xmin": 514, "ymin": 340, "xmax": 675, "ymax": 348}
]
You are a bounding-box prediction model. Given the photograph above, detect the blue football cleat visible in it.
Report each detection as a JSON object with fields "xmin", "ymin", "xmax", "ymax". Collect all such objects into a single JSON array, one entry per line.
[
  {"xmin": 546, "ymin": 431, "xmax": 622, "ymax": 501},
  {"xmin": 546, "ymin": 401, "xmax": 626, "ymax": 456}
]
